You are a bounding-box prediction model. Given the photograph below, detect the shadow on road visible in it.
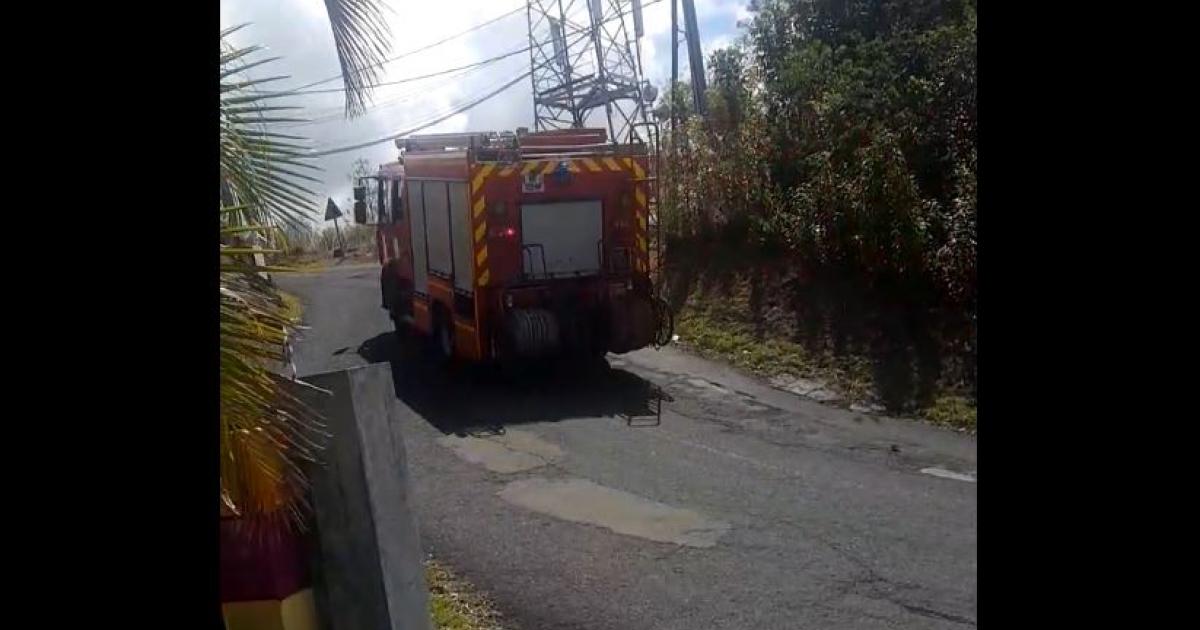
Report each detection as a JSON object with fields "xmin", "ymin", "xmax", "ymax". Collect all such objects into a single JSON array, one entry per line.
[{"xmin": 356, "ymin": 330, "xmax": 667, "ymax": 436}]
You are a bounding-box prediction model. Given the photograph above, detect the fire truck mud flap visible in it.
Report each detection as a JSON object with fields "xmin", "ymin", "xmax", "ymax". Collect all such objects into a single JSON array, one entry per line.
[{"xmin": 607, "ymin": 295, "xmax": 655, "ymax": 354}]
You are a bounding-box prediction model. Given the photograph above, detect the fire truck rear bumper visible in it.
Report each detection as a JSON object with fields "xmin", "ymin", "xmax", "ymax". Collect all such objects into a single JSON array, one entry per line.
[{"xmin": 501, "ymin": 295, "xmax": 654, "ymax": 360}]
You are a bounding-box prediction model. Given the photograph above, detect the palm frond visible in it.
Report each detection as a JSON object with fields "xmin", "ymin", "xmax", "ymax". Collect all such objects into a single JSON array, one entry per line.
[
  {"xmin": 220, "ymin": 29, "xmax": 328, "ymax": 529},
  {"xmin": 221, "ymin": 37, "xmax": 321, "ymax": 232},
  {"xmin": 322, "ymin": 0, "xmax": 392, "ymax": 118}
]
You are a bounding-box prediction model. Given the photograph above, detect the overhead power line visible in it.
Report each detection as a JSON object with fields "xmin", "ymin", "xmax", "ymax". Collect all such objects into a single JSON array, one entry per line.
[
  {"xmin": 306, "ymin": 71, "xmax": 533, "ymax": 157},
  {"xmin": 285, "ymin": 61, "xmax": 509, "ymax": 126},
  {"xmin": 303, "ymin": 0, "xmax": 664, "ymax": 157},
  {"xmin": 288, "ymin": 46, "xmax": 531, "ymax": 96},
  {"xmin": 292, "ymin": 3, "xmax": 527, "ymax": 92}
]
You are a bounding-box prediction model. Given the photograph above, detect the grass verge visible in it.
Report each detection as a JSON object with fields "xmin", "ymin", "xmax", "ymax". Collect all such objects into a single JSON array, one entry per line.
[
  {"xmin": 674, "ymin": 305, "xmax": 976, "ymax": 432},
  {"xmin": 273, "ymin": 250, "xmax": 378, "ymax": 272},
  {"xmin": 427, "ymin": 559, "xmax": 511, "ymax": 630},
  {"xmin": 279, "ymin": 290, "xmax": 303, "ymax": 324}
]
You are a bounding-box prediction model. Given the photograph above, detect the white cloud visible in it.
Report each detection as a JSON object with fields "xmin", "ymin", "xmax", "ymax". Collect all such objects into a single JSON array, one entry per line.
[{"xmin": 220, "ymin": 0, "xmax": 748, "ymax": 216}]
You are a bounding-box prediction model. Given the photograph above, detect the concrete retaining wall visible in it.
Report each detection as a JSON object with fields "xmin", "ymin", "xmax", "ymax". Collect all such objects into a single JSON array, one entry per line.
[{"xmin": 294, "ymin": 364, "xmax": 430, "ymax": 630}]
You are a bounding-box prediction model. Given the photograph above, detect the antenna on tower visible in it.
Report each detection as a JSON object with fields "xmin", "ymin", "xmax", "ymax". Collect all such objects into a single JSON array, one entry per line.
[{"xmin": 526, "ymin": 0, "xmax": 653, "ymax": 143}]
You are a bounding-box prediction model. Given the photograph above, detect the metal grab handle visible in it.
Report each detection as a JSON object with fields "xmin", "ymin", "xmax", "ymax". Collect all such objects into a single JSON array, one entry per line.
[
  {"xmin": 596, "ymin": 239, "xmax": 634, "ymax": 275},
  {"xmin": 521, "ymin": 243, "xmax": 548, "ymax": 280}
]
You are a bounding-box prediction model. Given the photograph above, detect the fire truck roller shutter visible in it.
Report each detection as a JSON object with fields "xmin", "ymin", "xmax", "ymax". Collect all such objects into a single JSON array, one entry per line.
[
  {"xmin": 408, "ymin": 181, "xmax": 429, "ymax": 294},
  {"xmin": 520, "ymin": 201, "xmax": 603, "ymax": 278},
  {"xmin": 449, "ymin": 181, "xmax": 473, "ymax": 294},
  {"xmin": 425, "ymin": 181, "xmax": 453, "ymax": 278}
]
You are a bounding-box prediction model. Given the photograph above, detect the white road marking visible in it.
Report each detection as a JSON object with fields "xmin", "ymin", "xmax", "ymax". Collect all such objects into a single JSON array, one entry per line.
[{"xmin": 920, "ymin": 467, "xmax": 976, "ymax": 483}]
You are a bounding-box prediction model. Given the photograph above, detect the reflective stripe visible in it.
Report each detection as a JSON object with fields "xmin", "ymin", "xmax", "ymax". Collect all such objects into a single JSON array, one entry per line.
[{"xmin": 471, "ymin": 163, "xmax": 495, "ymax": 193}]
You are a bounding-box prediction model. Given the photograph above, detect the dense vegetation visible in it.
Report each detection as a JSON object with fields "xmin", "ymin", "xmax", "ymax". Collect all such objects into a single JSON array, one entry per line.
[{"xmin": 658, "ymin": 0, "xmax": 976, "ymax": 418}]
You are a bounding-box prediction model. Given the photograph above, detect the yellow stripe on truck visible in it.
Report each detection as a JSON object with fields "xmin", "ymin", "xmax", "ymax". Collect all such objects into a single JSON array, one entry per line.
[
  {"xmin": 471, "ymin": 163, "xmax": 495, "ymax": 193},
  {"xmin": 521, "ymin": 161, "xmax": 542, "ymax": 175},
  {"xmin": 581, "ymin": 158, "xmax": 603, "ymax": 172},
  {"xmin": 473, "ymin": 196, "xmax": 486, "ymax": 218},
  {"xmin": 474, "ymin": 221, "xmax": 487, "ymax": 243},
  {"xmin": 602, "ymin": 157, "xmax": 622, "ymax": 172}
]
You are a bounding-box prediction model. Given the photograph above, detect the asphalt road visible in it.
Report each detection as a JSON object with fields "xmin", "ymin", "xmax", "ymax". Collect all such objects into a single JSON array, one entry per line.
[{"xmin": 279, "ymin": 264, "xmax": 977, "ymax": 629}]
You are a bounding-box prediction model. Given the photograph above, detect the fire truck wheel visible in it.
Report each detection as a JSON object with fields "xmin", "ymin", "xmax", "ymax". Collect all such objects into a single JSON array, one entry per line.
[{"xmin": 433, "ymin": 311, "xmax": 454, "ymax": 364}]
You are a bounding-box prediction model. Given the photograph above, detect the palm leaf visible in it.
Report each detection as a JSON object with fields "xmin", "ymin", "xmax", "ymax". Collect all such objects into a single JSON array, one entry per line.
[
  {"xmin": 321, "ymin": 0, "xmax": 392, "ymax": 118},
  {"xmin": 220, "ymin": 28, "xmax": 328, "ymax": 529}
]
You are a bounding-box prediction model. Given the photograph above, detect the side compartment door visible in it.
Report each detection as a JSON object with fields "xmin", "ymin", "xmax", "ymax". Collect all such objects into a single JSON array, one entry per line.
[
  {"xmin": 424, "ymin": 181, "xmax": 452, "ymax": 280},
  {"xmin": 449, "ymin": 181, "xmax": 473, "ymax": 295},
  {"xmin": 389, "ymin": 177, "xmax": 413, "ymax": 285},
  {"xmin": 407, "ymin": 180, "xmax": 428, "ymax": 295}
]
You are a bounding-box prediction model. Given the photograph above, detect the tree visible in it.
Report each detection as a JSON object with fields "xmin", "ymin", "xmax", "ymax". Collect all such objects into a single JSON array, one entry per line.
[
  {"xmin": 220, "ymin": 0, "xmax": 391, "ymax": 527},
  {"xmin": 662, "ymin": 0, "xmax": 975, "ymax": 306}
]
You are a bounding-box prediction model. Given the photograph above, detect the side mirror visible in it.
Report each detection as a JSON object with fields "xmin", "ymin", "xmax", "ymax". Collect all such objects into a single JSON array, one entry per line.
[
  {"xmin": 353, "ymin": 201, "xmax": 367, "ymax": 224},
  {"xmin": 353, "ymin": 186, "xmax": 367, "ymax": 202}
]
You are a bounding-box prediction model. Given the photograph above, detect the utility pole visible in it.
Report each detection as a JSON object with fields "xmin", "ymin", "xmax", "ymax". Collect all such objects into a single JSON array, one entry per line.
[
  {"xmin": 681, "ymin": 0, "xmax": 706, "ymax": 115},
  {"xmin": 669, "ymin": 0, "xmax": 679, "ymax": 240},
  {"xmin": 671, "ymin": 0, "xmax": 678, "ymax": 123}
]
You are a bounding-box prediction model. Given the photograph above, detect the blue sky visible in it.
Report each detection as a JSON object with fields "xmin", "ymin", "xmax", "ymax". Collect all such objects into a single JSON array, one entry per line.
[{"xmin": 220, "ymin": 0, "xmax": 754, "ymax": 217}]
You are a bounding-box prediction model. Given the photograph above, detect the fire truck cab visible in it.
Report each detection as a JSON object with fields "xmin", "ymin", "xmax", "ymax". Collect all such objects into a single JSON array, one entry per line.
[{"xmin": 354, "ymin": 127, "xmax": 661, "ymax": 366}]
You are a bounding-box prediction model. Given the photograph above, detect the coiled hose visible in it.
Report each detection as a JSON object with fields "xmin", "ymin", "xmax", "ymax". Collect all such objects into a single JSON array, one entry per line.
[{"xmin": 505, "ymin": 308, "xmax": 561, "ymax": 358}]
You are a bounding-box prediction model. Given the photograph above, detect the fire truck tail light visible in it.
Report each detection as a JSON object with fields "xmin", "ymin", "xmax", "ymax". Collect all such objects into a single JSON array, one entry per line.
[{"xmin": 490, "ymin": 226, "xmax": 518, "ymax": 239}]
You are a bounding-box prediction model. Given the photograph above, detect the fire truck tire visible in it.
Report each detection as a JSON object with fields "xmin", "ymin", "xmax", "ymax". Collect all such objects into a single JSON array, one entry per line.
[
  {"xmin": 432, "ymin": 307, "xmax": 454, "ymax": 364},
  {"xmin": 380, "ymin": 263, "xmax": 396, "ymax": 311}
]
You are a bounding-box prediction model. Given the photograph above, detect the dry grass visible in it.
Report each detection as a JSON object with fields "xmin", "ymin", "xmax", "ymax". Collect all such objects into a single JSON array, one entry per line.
[
  {"xmin": 279, "ymin": 290, "xmax": 303, "ymax": 324},
  {"xmin": 675, "ymin": 306, "xmax": 875, "ymax": 405},
  {"xmin": 426, "ymin": 559, "xmax": 512, "ymax": 630},
  {"xmin": 675, "ymin": 302, "xmax": 976, "ymax": 432},
  {"xmin": 270, "ymin": 253, "xmax": 380, "ymax": 274}
]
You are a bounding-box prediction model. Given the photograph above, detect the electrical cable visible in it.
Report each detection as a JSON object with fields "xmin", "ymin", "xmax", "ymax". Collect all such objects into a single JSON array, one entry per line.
[
  {"xmin": 287, "ymin": 45, "xmax": 532, "ymax": 96},
  {"xmin": 291, "ymin": 3, "xmax": 527, "ymax": 92},
  {"xmin": 303, "ymin": 0, "xmax": 664, "ymax": 156},
  {"xmin": 305, "ymin": 71, "xmax": 533, "ymax": 157}
]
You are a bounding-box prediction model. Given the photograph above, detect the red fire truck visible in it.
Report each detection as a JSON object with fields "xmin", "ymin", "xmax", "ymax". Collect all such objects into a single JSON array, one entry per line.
[{"xmin": 353, "ymin": 127, "xmax": 668, "ymax": 366}]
